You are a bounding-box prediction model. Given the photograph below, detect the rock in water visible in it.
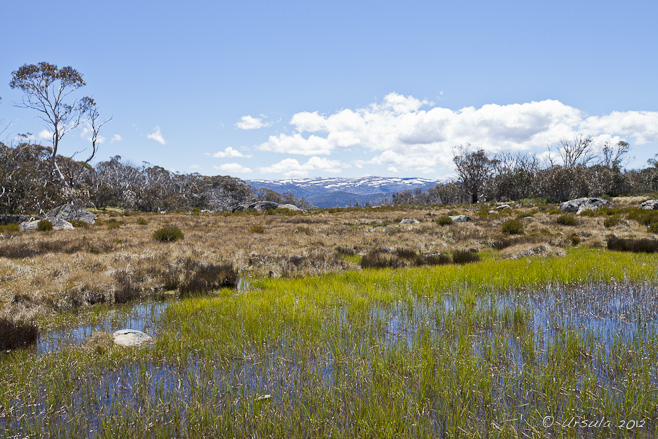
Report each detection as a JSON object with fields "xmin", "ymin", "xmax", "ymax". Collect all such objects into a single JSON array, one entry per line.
[
  {"xmin": 47, "ymin": 204, "xmax": 96, "ymax": 225},
  {"xmin": 19, "ymin": 218, "xmax": 74, "ymax": 231},
  {"xmin": 112, "ymin": 329, "xmax": 153, "ymax": 347},
  {"xmin": 449, "ymin": 215, "xmax": 472, "ymax": 223},
  {"xmin": 640, "ymin": 200, "xmax": 658, "ymax": 210},
  {"xmin": 559, "ymin": 198, "xmax": 611, "ymax": 215}
]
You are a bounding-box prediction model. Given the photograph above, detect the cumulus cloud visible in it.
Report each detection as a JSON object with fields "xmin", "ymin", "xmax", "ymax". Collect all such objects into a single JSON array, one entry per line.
[
  {"xmin": 147, "ymin": 126, "xmax": 166, "ymax": 145},
  {"xmin": 214, "ymin": 163, "xmax": 253, "ymax": 174},
  {"xmin": 255, "ymin": 93, "xmax": 658, "ymax": 173},
  {"xmin": 111, "ymin": 134, "xmax": 122, "ymax": 143},
  {"xmin": 210, "ymin": 147, "xmax": 250, "ymax": 158},
  {"xmin": 259, "ymin": 157, "xmax": 344, "ymax": 178},
  {"xmin": 38, "ymin": 130, "xmax": 52, "ymax": 140},
  {"xmin": 236, "ymin": 115, "xmax": 272, "ymax": 130}
]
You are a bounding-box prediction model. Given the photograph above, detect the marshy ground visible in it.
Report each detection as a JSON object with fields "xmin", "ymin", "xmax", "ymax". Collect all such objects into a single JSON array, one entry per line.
[{"xmin": 1, "ymin": 198, "xmax": 658, "ymax": 437}]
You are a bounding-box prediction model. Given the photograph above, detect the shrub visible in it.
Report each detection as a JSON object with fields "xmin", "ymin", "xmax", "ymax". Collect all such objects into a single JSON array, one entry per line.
[
  {"xmin": 502, "ymin": 219, "xmax": 523, "ymax": 235},
  {"xmin": 570, "ymin": 234, "xmax": 581, "ymax": 246},
  {"xmin": 452, "ymin": 249, "xmax": 480, "ymax": 264},
  {"xmin": 179, "ymin": 263, "xmax": 238, "ymax": 296},
  {"xmin": 153, "ymin": 226, "xmax": 184, "ymax": 242},
  {"xmin": 394, "ymin": 248, "xmax": 424, "ymax": 266},
  {"xmin": 0, "ymin": 223, "xmax": 20, "ymax": 233},
  {"xmin": 249, "ymin": 225, "xmax": 265, "ymax": 234},
  {"xmin": 136, "ymin": 217, "xmax": 149, "ymax": 225},
  {"xmin": 650, "ymin": 223, "xmax": 658, "ymax": 234},
  {"xmin": 607, "ymin": 235, "xmax": 658, "ymax": 253},
  {"xmin": 0, "ymin": 317, "xmax": 38, "ymax": 350},
  {"xmin": 37, "ymin": 220, "xmax": 53, "ymax": 231},
  {"xmin": 70, "ymin": 220, "xmax": 89, "ymax": 228},
  {"xmin": 436, "ymin": 216, "xmax": 454, "ymax": 226},
  {"xmin": 603, "ymin": 216, "xmax": 620, "ymax": 228},
  {"xmin": 556, "ymin": 215, "xmax": 578, "ymax": 226}
]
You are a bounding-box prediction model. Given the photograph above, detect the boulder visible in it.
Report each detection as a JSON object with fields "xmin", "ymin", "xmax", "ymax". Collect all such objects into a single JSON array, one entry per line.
[
  {"xmin": 19, "ymin": 218, "xmax": 74, "ymax": 231},
  {"xmin": 400, "ymin": 219, "xmax": 419, "ymax": 224},
  {"xmin": 112, "ymin": 329, "xmax": 152, "ymax": 347},
  {"xmin": 47, "ymin": 204, "xmax": 96, "ymax": 225},
  {"xmin": 233, "ymin": 201, "xmax": 301, "ymax": 212},
  {"xmin": 640, "ymin": 200, "xmax": 658, "ymax": 210},
  {"xmin": 449, "ymin": 215, "xmax": 472, "ymax": 223},
  {"xmin": 559, "ymin": 198, "xmax": 611, "ymax": 215},
  {"xmin": 496, "ymin": 204, "xmax": 511, "ymax": 210},
  {"xmin": 488, "ymin": 210, "xmax": 499, "ymax": 215}
]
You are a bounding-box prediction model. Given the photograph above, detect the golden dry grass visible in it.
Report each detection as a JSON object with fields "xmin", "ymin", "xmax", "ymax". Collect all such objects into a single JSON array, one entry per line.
[{"xmin": 0, "ymin": 202, "xmax": 653, "ymax": 321}]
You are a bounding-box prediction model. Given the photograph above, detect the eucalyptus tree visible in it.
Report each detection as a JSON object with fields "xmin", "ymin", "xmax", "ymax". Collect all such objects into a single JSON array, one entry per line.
[{"xmin": 9, "ymin": 62, "xmax": 109, "ymax": 191}]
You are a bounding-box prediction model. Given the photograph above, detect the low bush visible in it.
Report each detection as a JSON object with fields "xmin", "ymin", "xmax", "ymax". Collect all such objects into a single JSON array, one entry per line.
[
  {"xmin": 0, "ymin": 317, "xmax": 38, "ymax": 350},
  {"xmin": 0, "ymin": 223, "xmax": 20, "ymax": 233},
  {"xmin": 179, "ymin": 263, "xmax": 239, "ymax": 296},
  {"xmin": 153, "ymin": 226, "xmax": 184, "ymax": 242},
  {"xmin": 249, "ymin": 225, "xmax": 265, "ymax": 234},
  {"xmin": 37, "ymin": 220, "xmax": 52, "ymax": 231},
  {"xmin": 607, "ymin": 235, "xmax": 658, "ymax": 253},
  {"xmin": 70, "ymin": 220, "xmax": 89, "ymax": 228},
  {"xmin": 556, "ymin": 215, "xmax": 578, "ymax": 226},
  {"xmin": 502, "ymin": 219, "xmax": 524, "ymax": 235},
  {"xmin": 436, "ymin": 216, "xmax": 454, "ymax": 226},
  {"xmin": 452, "ymin": 249, "xmax": 481, "ymax": 264},
  {"xmin": 136, "ymin": 217, "xmax": 149, "ymax": 225},
  {"xmin": 603, "ymin": 216, "xmax": 621, "ymax": 228}
]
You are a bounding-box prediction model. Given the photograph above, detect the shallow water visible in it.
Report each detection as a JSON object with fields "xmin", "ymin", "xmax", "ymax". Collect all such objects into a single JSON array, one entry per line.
[
  {"xmin": 36, "ymin": 301, "xmax": 167, "ymax": 356},
  {"xmin": 6, "ymin": 281, "xmax": 658, "ymax": 437}
]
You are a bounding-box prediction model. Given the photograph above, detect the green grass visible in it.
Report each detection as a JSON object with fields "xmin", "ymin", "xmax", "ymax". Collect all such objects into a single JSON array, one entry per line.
[{"xmin": 1, "ymin": 247, "xmax": 657, "ymax": 437}]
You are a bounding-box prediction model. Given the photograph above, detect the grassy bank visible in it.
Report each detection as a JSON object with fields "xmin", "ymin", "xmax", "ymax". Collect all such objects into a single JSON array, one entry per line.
[{"xmin": 1, "ymin": 247, "xmax": 658, "ymax": 437}]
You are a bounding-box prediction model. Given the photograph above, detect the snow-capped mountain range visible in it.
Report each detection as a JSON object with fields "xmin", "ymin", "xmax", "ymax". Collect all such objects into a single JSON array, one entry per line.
[{"xmin": 247, "ymin": 177, "xmax": 442, "ymax": 208}]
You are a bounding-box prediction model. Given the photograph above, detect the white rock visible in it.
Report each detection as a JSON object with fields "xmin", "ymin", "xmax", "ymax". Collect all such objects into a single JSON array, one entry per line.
[
  {"xmin": 400, "ymin": 219, "xmax": 419, "ymax": 224},
  {"xmin": 19, "ymin": 218, "xmax": 74, "ymax": 231},
  {"xmin": 112, "ymin": 329, "xmax": 153, "ymax": 347},
  {"xmin": 449, "ymin": 215, "xmax": 472, "ymax": 222},
  {"xmin": 640, "ymin": 200, "xmax": 658, "ymax": 210}
]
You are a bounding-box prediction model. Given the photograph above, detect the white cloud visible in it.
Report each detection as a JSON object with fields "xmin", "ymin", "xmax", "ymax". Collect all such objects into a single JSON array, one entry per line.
[
  {"xmin": 190, "ymin": 164, "xmax": 201, "ymax": 169},
  {"xmin": 255, "ymin": 93, "xmax": 658, "ymax": 173},
  {"xmin": 147, "ymin": 126, "xmax": 166, "ymax": 145},
  {"xmin": 258, "ymin": 133, "xmax": 333, "ymax": 155},
  {"xmin": 210, "ymin": 147, "xmax": 250, "ymax": 158},
  {"xmin": 111, "ymin": 134, "xmax": 122, "ymax": 143},
  {"xmin": 236, "ymin": 115, "xmax": 272, "ymax": 130},
  {"xmin": 214, "ymin": 163, "xmax": 253, "ymax": 174},
  {"xmin": 38, "ymin": 130, "xmax": 52, "ymax": 140},
  {"xmin": 259, "ymin": 157, "xmax": 343, "ymax": 178}
]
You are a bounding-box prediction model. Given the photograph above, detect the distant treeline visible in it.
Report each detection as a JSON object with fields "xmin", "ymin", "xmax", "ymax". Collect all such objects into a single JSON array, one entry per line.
[
  {"xmin": 0, "ymin": 143, "xmax": 303, "ymax": 214},
  {"xmin": 391, "ymin": 139, "xmax": 658, "ymax": 205}
]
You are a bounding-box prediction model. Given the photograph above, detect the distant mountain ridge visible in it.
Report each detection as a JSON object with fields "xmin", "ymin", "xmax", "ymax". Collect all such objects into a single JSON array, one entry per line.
[{"xmin": 248, "ymin": 177, "xmax": 442, "ymax": 208}]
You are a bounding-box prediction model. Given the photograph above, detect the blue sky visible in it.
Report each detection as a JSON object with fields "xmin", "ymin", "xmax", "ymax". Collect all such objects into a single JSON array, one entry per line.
[{"xmin": 1, "ymin": 0, "xmax": 657, "ymax": 180}]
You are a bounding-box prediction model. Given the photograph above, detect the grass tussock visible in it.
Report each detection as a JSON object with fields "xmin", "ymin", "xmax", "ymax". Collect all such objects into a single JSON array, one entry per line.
[
  {"xmin": 0, "ymin": 316, "xmax": 38, "ymax": 350},
  {"xmin": 607, "ymin": 235, "xmax": 658, "ymax": 253},
  {"xmin": 179, "ymin": 262, "xmax": 238, "ymax": 296}
]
